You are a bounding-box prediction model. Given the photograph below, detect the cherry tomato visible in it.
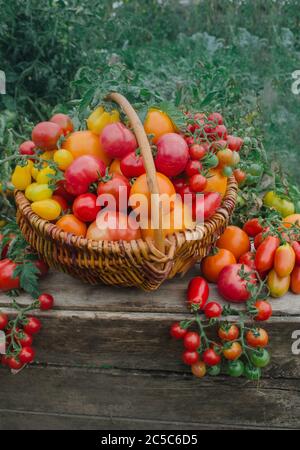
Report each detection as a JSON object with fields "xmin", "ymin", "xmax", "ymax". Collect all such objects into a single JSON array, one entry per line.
[
  {"xmin": 243, "ymin": 218, "xmax": 264, "ymax": 237},
  {"xmin": 204, "ymin": 302, "xmax": 222, "ymax": 318},
  {"xmin": 56, "ymin": 214, "xmax": 87, "ymax": 237},
  {"xmin": 209, "ymin": 140, "xmax": 227, "ymax": 153},
  {"xmin": 267, "ymin": 269, "xmax": 290, "ymax": 298},
  {"xmin": 144, "ymin": 109, "xmax": 175, "ymax": 144},
  {"xmin": 255, "ymin": 235, "xmax": 280, "ymax": 273},
  {"xmin": 97, "ymin": 173, "xmax": 130, "ymax": 213},
  {"xmin": 238, "ymin": 251, "xmax": 256, "ymax": 271},
  {"xmin": 217, "ymin": 226, "xmax": 250, "ymax": 260},
  {"xmin": 155, "ymin": 133, "xmax": 189, "ymax": 177},
  {"xmin": 191, "ymin": 361, "xmax": 206, "ymax": 378},
  {"xmin": 203, "ymin": 348, "xmax": 221, "ymax": 366},
  {"xmin": 291, "ymin": 266, "xmax": 300, "ymax": 294},
  {"xmin": 283, "ymin": 214, "xmax": 300, "ymax": 229},
  {"xmin": 218, "ymin": 264, "xmax": 256, "ymax": 303},
  {"xmin": 65, "ymin": 155, "xmax": 106, "ymax": 196},
  {"xmin": 189, "ymin": 174, "xmax": 207, "ymax": 193},
  {"xmin": 223, "ymin": 341, "xmax": 242, "ymax": 361},
  {"xmin": 227, "ymin": 360, "xmax": 244, "ymax": 377},
  {"xmin": 185, "ymin": 160, "xmax": 203, "ymax": 177},
  {"xmin": 250, "ymin": 349, "xmax": 270, "ymax": 368},
  {"xmin": 35, "ymin": 259, "xmax": 49, "ymax": 277},
  {"xmin": 201, "ymin": 248, "xmax": 236, "ymax": 283},
  {"xmin": 120, "ymin": 152, "xmax": 145, "ymax": 178},
  {"xmin": 54, "ymin": 149, "xmax": 74, "ymax": 171},
  {"xmin": 233, "ymin": 169, "xmax": 246, "ymax": 185},
  {"xmin": 189, "ymin": 144, "xmax": 207, "ymax": 161},
  {"xmin": 244, "ymin": 364, "xmax": 261, "ymax": 381},
  {"xmin": 207, "ymin": 112, "xmax": 223, "ymax": 125},
  {"xmin": 87, "ymin": 211, "xmax": 141, "ymax": 242},
  {"xmin": 0, "ymin": 312, "xmax": 8, "ymax": 330},
  {"xmin": 0, "ymin": 259, "xmax": 20, "ymax": 291},
  {"xmin": 227, "ymin": 135, "xmax": 244, "ymax": 152},
  {"xmin": 182, "ymin": 350, "xmax": 199, "ymax": 366},
  {"xmin": 24, "ymin": 317, "xmax": 41, "ymax": 335},
  {"xmin": 222, "ymin": 166, "xmax": 233, "ymax": 177},
  {"xmin": 183, "ymin": 332, "xmax": 201, "ymax": 351},
  {"xmin": 187, "ymin": 276, "xmax": 209, "ymax": 309},
  {"xmin": 218, "ymin": 324, "xmax": 240, "ymax": 342},
  {"xmin": 254, "ymin": 300, "xmax": 272, "ymax": 321},
  {"xmin": 63, "ymin": 130, "xmax": 111, "ymax": 165},
  {"xmin": 178, "ymin": 184, "xmax": 195, "ymax": 202},
  {"xmin": 19, "ymin": 346, "xmax": 35, "ymax": 364},
  {"xmin": 173, "ymin": 178, "xmax": 187, "ymax": 194},
  {"xmin": 274, "ymin": 243, "xmax": 295, "ymax": 277},
  {"xmin": 31, "ymin": 199, "xmax": 61, "ymax": 221},
  {"xmin": 36, "ymin": 166, "xmax": 56, "ymax": 184},
  {"xmin": 50, "ymin": 113, "xmax": 74, "ymax": 135},
  {"xmin": 207, "ymin": 364, "xmax": 221, "ymax": 376},
  {"xmin": 19, "ymin": 140, "xmax": 36, "ymax": 156},
  {"xmin": 211, "ymin": 125, "xmax": 228, "ymax": 140},
  {"xmin": 170, "ymin": 322, "xmax": 187, "ymax": 339},
  {"xmin": 18, "ymin": 331, "xmax": 33, "ymax": 347},
  {"xmin": 73, "ymin": 193, "xmax": 100, "ymax": 222},
  {"xmin": 193, "ymin": 192, "xmax": 222, "ymax": 222},
  {"xmin": 38, "ymin": 293, "xmax": 54, "ymax": 311},
  {"xmin": 204, "ymin": 167, "xmax": 228, "ymax": 198},
  {"xmin": 1, "ymin": 355, "xmax": 10, "ymax": 366},
  {"xmin": 246, "ymin": 328, "xmax": 269, "ymax": 348},
  {"xmin": 101, "ymin": 123, "xmax": 137, "ymax": 159},
  {"xmin": 32, "ymin": 121, "xmax": 62, "ymax": 150},
  {"xmin": 217, "ymin": 149, "xmax": 234, "ymax": 167},
  {"xmin": 8, "ymin": 357, "xmax": 24, "ymax": 371}
]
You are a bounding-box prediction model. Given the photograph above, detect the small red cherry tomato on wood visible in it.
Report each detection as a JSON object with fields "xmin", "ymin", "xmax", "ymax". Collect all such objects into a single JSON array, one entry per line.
[
  {"xmin": 243, "ymin": 218, "xmax": 264, "ymax": 237},
  {"xmin": 38, "ymin": 293, "xmax": 54, "ymax": 311},
  {"xmin": 203, "ymin": 348, "xmax": 221, "ymax": 366},
  {"xmin": 170, "ymin": 322, "xmax": 188, "ymax": 339},
  {"xmin": 182, "ymin": 350, "xmax": 199, "ymax": 366},
  {"xmin": 183, "ymin": 332, "xmax": 201, "ymax": 351},
  {"xmin": 254, "ymin": 300, "xmax": 273, "ymax": 322},
  {"xmin": 204, "ymin": 302, "xmax": 222, "ymax": 319}
]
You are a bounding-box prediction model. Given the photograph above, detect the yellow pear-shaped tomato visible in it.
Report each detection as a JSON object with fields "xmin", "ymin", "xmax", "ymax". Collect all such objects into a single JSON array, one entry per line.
[
  {"xmin": 25, "ymin": 183, "xmax": 53, "ymax": 202},
  {"xmin": 87, "ymin": 106, "xmax": 120, "ymax": 135},
  {"xmin": 267, "ymin": 269, "xmax": 290, "ymax": 298},
  {"xmin": 11, "ymin": 163, "xmax": 32, "ymax": 190},
  {"xmin": 31, "ymin": 199, "xmax": 61, "ymax": 221},
  {"xmin": 36, "ymin": 167, "xmax": 56, "ymax": 184}
]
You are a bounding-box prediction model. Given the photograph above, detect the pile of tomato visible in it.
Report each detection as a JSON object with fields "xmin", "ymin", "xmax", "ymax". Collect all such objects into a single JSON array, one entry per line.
[{"xmin": 11, "ymin": 107, "xmax": 245, "ymax": 240}]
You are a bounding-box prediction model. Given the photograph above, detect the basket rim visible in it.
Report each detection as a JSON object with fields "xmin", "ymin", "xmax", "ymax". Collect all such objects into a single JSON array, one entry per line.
[{"xmin": 15, "ymin": 176, "xmax": 238, "ymax": 260}]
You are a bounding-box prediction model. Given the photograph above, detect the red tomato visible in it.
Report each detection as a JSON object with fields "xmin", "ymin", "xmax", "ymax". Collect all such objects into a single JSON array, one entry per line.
[
  {"xmin": 178, "ymin": 184, "xmax": 195, "ymax": 201},
  {"xmin": 243, "ymin": 218, "xmax": 264, "ymax": 237},
  {"xmin": 246, "ymin": 328, "xmax": 269, "ymax": 348},
  {"xmin": 183, "ymin": 332, "xmax": 201, "ymax": 351},
  {"xmin": 54, "ymin": 180, "xmax": 75, "ymax": 203},
  {"xmin": 35, "ymin": 259, "xmax": 49, "ymax": 277},
  {"xmin": 97, "ymin": 173, "xmax": 130, "ymax": 212},
  {"xmin": 101, "ymin": 123, "xmax": 137, "ymax": 159},
  {"xmin": 227, "ymin": 135, "xmax": 244, "ymax": 152},
  {"xmin": 233, "ymin": 169, "xmax": 246, "ymax": 185},
  {"xmin": 218, "ymin": 324, "xmax": 239, "ymax": 341},
  {"xmin": 18, "ymin": 331, "xmax": 33, "ymax": 347},
  {"xmin": 52, "ymin": 194, "xmax": 68, "ymax": 212},
  {"xmin": 19, "ymin": 140, "xmax": 36, "ymax": 156},
  {"xmin": 203, "ymin": 348, "xmax": 221, "ymax": 366},
  {"xmin": 170, "ymin": 322, "xmax": 188, "ymax": 339},
  {"xmin": 8, "ymin": 357, "xmax": 24, "ymax": 371},
  {"xmin": 87, "ymin": 211, "xmax": 141, "ymax": 242},
  {"xmin": 65, "ymin": 155, "xmax": 106, "ymax": 196},
  {"xmin": 73, "ymin": 193, "xmax": 100, "ymax": 222},
  {"xmin": 50, "ymin": 113, "xmax": 74, "ymax": 135},
  {"xmin": 291, "ymin": 266, "xmax": 300, "ymax": 294},
  {"xmin": 193, "ymin": 192, "xmax": 222, "ymax": 222},
  {"xmin": 255, "ymin": 236, "xmax": 280, "ymax": 272},
  {"xmin": 185, "ymin": 160, "xmax": 203, "ymax": 177},
  {"xmin": 0, "ymin": 312, "xmax": 8, "ymax": 330},
  {"xmin": 0, "ymin": 259, "xmax": 20, "ymax": 292},
  {"xmin": 189, "ymin": 174, "xmax": 207, "ymax": 193},
  {"xmin": 189, "ymin": 144, "xmax": 207, "ymax": 160},
  {"xmin": 173, "ymin": 178, "xmax": 187, "ymax": 193},
  {"xmin": 218, "ymin": 264, "xmax": 256, "ymax": 303},
  {"xmin": 238, "ymin": 251, "xmax": 256, "ymax": 271},
  {"xmin": 24, "ymin": 317, "xmax": 41, "ymax": 335},
  {"xmin": 19, "ymin": 346, "xmax": 35, "ymax": 364},
  {"xmin": 155, "ymin": 133, "xmax": 189, "ymax": 177},
  {"xmin": 204, "ymin": 302, "xmax": 222, "ymax": 318},
  {"xmin": 120, "ymin": 152, "xmax": 145, "ymax": 178},
  {"xmin": 187, "ymin": 276, "xmax": 209, "ymax": 309},
  {"xmin": 38, "ymin": 293, "xmax": 54, "ymax": 311},
  {"xmin": 254, "ymin": 300, "xmax": 273, "ymax": 321},
  {"xmin": 182, "ymin": 350, "xmax": 199, "ymax": 366},
  {"xmin": 32, "ymin": 121, "xmax": 62, "ymax": 150},
  {"xmin": 292, "ymin": 241, "xmax": 300, "ymax": 266},
  {"xmin": 208, "ymin": 112, "xmax": 223, "ymax": 125}
]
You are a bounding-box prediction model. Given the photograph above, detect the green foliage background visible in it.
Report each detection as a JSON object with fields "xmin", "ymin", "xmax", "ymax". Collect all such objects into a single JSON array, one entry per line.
[{"xmin": 0, "ymin": 0, "xmax": 300, "ymax": 195}]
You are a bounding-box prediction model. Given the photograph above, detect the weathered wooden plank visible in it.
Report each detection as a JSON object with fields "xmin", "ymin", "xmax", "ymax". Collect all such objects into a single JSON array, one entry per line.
[
  {"xmin": 1, "ymin": 270, "xmax": 300, "ymax": 316},
  {"xmin": 0, "ymin": 365, "xmax": 299, "ymax": 429},
  {"xmin": 1, "ymin": 307, "xmax": 299, "ymax": 377}
]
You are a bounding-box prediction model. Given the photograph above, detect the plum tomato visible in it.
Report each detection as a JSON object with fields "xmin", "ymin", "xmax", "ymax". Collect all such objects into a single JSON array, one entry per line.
[{"xmin": 187, "ymin": 276, "xmax": 209, "ymax": 309}]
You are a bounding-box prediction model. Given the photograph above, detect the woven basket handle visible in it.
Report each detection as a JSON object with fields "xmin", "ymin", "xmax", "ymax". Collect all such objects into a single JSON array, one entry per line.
[{"xmin": 106, "ymin": 92, "xmax": 165, "ymax": 253}]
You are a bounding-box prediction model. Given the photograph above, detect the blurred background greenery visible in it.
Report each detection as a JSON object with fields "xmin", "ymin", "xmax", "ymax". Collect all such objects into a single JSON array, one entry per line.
[{"xmin": 0, "ymin": 0, "xmax": 299, "ymax": 180}]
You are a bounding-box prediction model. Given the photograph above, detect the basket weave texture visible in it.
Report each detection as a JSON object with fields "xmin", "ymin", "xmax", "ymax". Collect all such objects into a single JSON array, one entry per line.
[{"xmin": 15, "ymin": 93, "xmax": 238, "ymax": 291}]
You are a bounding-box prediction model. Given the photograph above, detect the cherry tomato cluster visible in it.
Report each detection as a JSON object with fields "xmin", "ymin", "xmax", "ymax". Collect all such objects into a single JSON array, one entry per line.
[
  {"xmin": 0, "ymin": 293, "xmax": 54, "ymax": 372},
  {"xmin": 170, "ymin": 275, "xmax": 270, "ymax": 380},
  {"xmin": 11, "ymin": 106, "xmax": 247, "ymax": 242}
]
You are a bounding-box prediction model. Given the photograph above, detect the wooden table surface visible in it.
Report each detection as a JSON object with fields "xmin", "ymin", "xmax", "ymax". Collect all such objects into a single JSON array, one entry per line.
[{"xmin": 0, "ymin": 268, "xmax": 300, "ymax": 430}]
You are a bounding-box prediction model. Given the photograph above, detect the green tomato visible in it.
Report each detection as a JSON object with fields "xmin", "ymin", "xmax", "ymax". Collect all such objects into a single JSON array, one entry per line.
[
  {"xmin": 248, "ymin": 163, "xmax": 263, "ymax": 177},
  {"xmin": 236, "ymin": 195, "xmax": 246, "ymax": 208},
  {"xmin": 245, "ymin": 174, "xmax": 259, "ymax": 186},
  {"xmin": 205, "ymin": 153, "xmax": 219, "ymax": 169},
  {"xmin": 263, "ymin": 191, "xmax": 277, "ymax": 208},
  {"xmin": 277, "ymin": 199, "xmax": 295, "ymax": 218},
  {"xmin": 250, "ymin": 349, "xmax": 270, "ymax": 368},
  {"xmin": 207, "ymin": 365, "xmax": 221, "ymax": 376},
  {"xmin": 295, "ymin": 200, "xmax": 300, "ymax": 214},
  {"xmin": 227, "ymin": 360, "xmax": 245, "ymax": 378},
  {"xmin": 244, "ymin": 364, "xmax": 262, "ymax": 381},
  {"xmin": 222, "ymin": 166, "xmax": 233, "ymax": 177}
]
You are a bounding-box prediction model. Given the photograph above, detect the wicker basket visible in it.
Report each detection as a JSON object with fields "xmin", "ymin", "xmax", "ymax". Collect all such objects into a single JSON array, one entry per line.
[{"xmin": 15, "ymin": 93, "xmax": 238, "ymax": 291}]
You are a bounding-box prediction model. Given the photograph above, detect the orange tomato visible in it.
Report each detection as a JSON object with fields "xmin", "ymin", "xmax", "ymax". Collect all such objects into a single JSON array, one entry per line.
[
  {"xmin": 109, "ymin": 159, "xmax": 123, "ymax": 176},
  {"xmin": 62, "ymin": 130, "xmax": 111, "ymax": 165},
  {"xmin": 130, "ymin": 172, "xmax": 176, "ymax": 216},
  {"xmin": 223, "ymin": 342, "xmax": 242, "ymax": 361},
  {"xmin": 216, "ymin": 225, "xmax": 250, "ymax": 260},
  {"xmin": 56, "ymin": 214, "xmax": 87, "ymax": 237},
  {"xmin": 201, "ymin": 248, "xmax": 236, "ymax": 283},
  {"xmin": 274, "ymin": 243, "xmax": 295, "ymax": 277},
  {"xmin": 246, "ymin": 328, "xmax": 269, "ymax": 348},
  {"xmin": 291, "ymin": 266, "xmax": 300, "ymax": 294},
  {"xmin": 144, "ymin": 109, "xmax": 175, "ymax": 144},
  {"xmin": 204, "ymin": 168, "xmax": 228, "ymax": 198},
  {"xmin": 191, "ymin": 361, "xmax": 206, "ymax": 378},
  {"xmin": 282, "ymin": 214, "xmax": 300, "ymax": 229}
]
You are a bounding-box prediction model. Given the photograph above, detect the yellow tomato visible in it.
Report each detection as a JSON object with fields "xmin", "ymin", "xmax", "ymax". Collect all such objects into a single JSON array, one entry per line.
[
  {"xmin": 283, "ymin": 214, "xmax": 300, "ymax": 228},
  {"xmin": 204, "ymin": 167, "xmax": 228, "ymax": 198},
  {"xmin": 109, "ymin": 159, "xmax": 123, "ymax": 176},
  {"xmin": 144, "ymin": 109, "xmax": 175, "ymax": 144},
  {"xmin": 31, "ymin": 199, "xmax": 61, "ymax": 221},
  {"xmin": 11, "ymin": 163, "xmax": 32, "ymax": 190},
  {"xmin": 54, "ymin": 149, "xmax": 74, "ymax": 171},
  {"xmin": 36, "ymin": 167, "xmax": 56, "ymax": 184},
  {"xmin": 41, "ymin": 151, "xmax": 55, "ymax": 161},
  {"xmin": 25, "ymin": 183, "xmax": 53, "ymax": 202},
  {"xmin": 87, "ymin": 106, "xmax": 120, "ymax": 135},
  {"xmin": 267, "ymin": 269, "xmax": 290, "ymax": 298}
]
